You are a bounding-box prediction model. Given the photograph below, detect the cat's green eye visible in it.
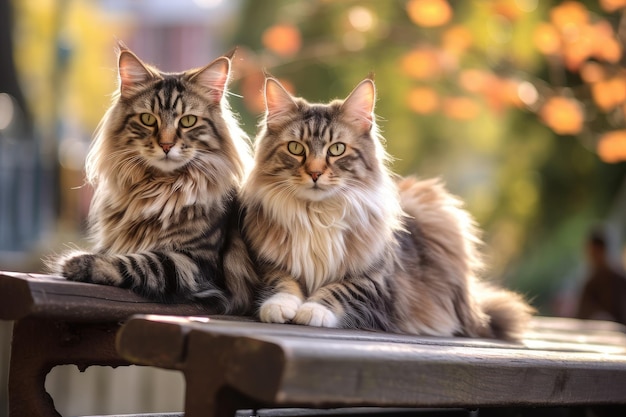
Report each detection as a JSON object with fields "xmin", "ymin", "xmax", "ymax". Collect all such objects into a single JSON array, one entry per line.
[
  {"xmin": 140, "ymin": 113, "xmax": 157, "ymax": 127},
  {"xmin": 180, "ymin": 115, "xmax": 197, "ymax": 128},
  {"xmin": 287, "ymin": 141, "xmax": 305, "ymax": 156},
  {"xmin": 328, "ymin": 142, "xmax": 346, "ymax": 157}
]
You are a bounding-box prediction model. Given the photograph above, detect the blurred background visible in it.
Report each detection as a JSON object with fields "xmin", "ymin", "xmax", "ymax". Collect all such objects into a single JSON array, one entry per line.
[{"xmin": 2, "ymin": 0, "xmax": 626, "ymax": 415}]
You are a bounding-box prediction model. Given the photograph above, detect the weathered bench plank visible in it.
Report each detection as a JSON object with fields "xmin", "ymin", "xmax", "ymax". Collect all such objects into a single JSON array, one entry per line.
[
  {"xmin": 0, "ymin": 271, "xmax": 213, "ymax": 322},
  {"xmin": 0, "ymin": 271, "xmax": 220, "ymax": 417},
  {"xmin": 117, "ymin": 315, "xmax": 626, "ymax": 417}
]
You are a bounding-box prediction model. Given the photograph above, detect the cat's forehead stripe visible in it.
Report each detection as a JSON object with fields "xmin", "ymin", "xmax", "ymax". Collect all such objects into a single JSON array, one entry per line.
[
  {"xmin": 152, "ymin": 77, "xmax": 186, "ymax": 113},
  {"xmin": 300, "ymin": 109, "xmax": 335, "ymax": 142}
]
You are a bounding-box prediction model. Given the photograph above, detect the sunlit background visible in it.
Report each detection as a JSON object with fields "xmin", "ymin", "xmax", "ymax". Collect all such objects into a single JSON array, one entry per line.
[{"xmin": 2, "ymin": 0, "xmax": 626, "ymax": 415}]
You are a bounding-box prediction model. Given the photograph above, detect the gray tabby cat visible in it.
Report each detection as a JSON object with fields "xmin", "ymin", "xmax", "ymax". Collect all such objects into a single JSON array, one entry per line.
[
  {"xmin": 241, "ymin": 76, "xmax": 533, "ymax": 340},
  {"xmin": 54, "ymin": 45, "xmax": 256, "ymax": 312}
]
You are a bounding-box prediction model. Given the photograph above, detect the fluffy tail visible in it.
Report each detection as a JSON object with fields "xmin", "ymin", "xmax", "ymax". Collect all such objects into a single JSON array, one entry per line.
[
  {"xmin": 474, "ymin": 281, "xmax": 535, "ymax": 341},
  {"xmin": 397, "ymin": 176, "xmax": 533, "ymax": 341}
]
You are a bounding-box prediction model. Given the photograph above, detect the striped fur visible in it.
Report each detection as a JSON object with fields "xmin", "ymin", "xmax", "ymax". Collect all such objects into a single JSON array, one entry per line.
[
  {"xmin": 241, "ymin": 77, "xmax": 533, "ymax": 340},
  {"xmin": 53, "ymin": 46, "xmax": 257, "ymax": 312}
]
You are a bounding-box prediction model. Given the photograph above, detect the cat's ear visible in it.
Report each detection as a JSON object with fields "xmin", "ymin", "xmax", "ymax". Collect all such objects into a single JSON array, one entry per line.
[
  {"xmin": 341, "ymin": 79, "xmax": 376, "ymax": 131},
  {"xmin": 118, "ymin": 49, "xmax": 155, "ymax": 99},
  {"xmin": 265, "ymin": 78, "xmax": 298, "ymax": 128},
  {"xmin": 189, "ymin": 57, "xmax": 231, "ymax": 104},
  {"xmin": 223, "ymin": 46, "xmax": 238, "ymax": 60}
]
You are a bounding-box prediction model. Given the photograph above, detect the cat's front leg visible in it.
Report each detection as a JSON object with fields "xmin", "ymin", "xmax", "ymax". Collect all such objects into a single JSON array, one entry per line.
[
  {"xmin": 293, "ymin": 301, "xmax": 339, "ymax": 327},
  {"xmin": 260, "ymin": 293, "xmax": 303, "ymax": 323},
  {"xmin": 56, "ymin": 250, "xmax": 225, "ymax": 304},
  {"xmin": 294, "ymin": 274, "xmax": 394, "ymax": 331},
  {"xmin": 57, "ymin": 251, "xmax": 121, "ymax": 285},
  {"xmin": 258, "ymin": 276, "xmax": 305, "ymax": 324}
]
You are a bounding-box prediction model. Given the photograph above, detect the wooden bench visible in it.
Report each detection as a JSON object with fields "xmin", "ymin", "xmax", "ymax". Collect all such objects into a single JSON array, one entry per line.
[
  {"xmin": 0, "ymin": 271, "xmax": 218, "ymax": 417},
  {"xmin": 3, "ymin": 270, "xmax": 626, "ymax": 417},
  {"xmin": 116, "ymin": 316, "xmax": 626, "ymax": 417}
]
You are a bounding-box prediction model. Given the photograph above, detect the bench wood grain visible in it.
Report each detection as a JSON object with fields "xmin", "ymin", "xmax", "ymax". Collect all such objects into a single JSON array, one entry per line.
[
  {"xmin": 0, "ymin": 271, "xmax": 212, "ymax": 322},
  {"xmin": 117, "ymin": 315, "xmax": 626, "ymax": 417},
  {"xmin": 0, "ymin": 271, "xmax": 219, "ymax": 417}
]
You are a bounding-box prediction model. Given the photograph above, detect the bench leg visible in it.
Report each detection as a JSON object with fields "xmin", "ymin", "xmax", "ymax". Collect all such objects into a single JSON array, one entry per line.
[
  {"xmin": 183, "ymin": 335, "xmax": 241, "ymax": 417},
  {"xmin": 8, "ymin": 318, "xmax": 129, "ymax": 417},
  {"xmin": 181, "ymin": 332, "xmax": 286, "ymax": 417}
]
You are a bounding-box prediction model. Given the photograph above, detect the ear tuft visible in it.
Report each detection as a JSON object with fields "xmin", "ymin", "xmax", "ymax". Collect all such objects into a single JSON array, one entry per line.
[
  {"xmin": 223, "ymin": 46, "xmax": 238, "ymax": 60},
  {"xmin": 264, "ymin": 78, "xmax": 298, "ymax": 127},
  {"xmin": 189, "ymin": 57, "xmax": 231, "ymax": 104},
  {"xmin": 116, "ymin": 39, "xmax": 130, "ymax": 54},
  {"xmin": 341, "ymin": 79, "xmax": 376, "ymax": 131}
]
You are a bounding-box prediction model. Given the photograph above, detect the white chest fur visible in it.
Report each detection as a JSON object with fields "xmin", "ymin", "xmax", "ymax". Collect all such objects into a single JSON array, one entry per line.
[
  {"xmin": 285, "ymin": 207, "xmax": 349, "ymax": 294},
  {"xmin": 256, "ymin": 192, "xmax": 398, "ymax": 296}
]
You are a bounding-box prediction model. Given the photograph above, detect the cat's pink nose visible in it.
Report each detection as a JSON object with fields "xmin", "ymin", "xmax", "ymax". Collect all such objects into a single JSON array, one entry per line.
[
  {"xmin": 159, "ymin": 142, "xmax": 174, "ymax": 154},
  {"xmin": 309, "ymin": 171, "xmax": 322, "ymax": 182}
]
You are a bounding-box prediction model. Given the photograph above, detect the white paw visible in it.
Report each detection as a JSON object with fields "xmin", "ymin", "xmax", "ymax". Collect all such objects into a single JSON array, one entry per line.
[
  {"xmin": 259, "ymin": 293, "xmax": 303, "ymax": 324},
  {"xmin": 293, "ymin": 302, "xmax": 339, "ymax": 327}
]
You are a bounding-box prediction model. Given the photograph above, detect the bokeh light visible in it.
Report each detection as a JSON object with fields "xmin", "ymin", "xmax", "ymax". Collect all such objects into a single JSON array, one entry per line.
[
  {"xmin": 539, "ymin": 96, "xmax": 584, "ymax": 135},
  {"xmin": 262, "ymin": 24, "xmax": 302, "ymax": 57},
  {"xmin": 406, "ymin": 0, "xmax": 453, "ymax": 28}
]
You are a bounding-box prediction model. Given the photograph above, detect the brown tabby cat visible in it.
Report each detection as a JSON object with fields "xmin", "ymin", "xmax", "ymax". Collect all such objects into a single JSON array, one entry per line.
[
  {"xmin": 241, "ymin": 76, "xmax": 533, "ymax": 340},
  {"xmin": 53, "ymin": 45, "xmax": 256, "ymax": 312}
]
